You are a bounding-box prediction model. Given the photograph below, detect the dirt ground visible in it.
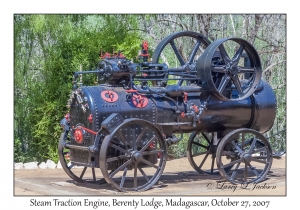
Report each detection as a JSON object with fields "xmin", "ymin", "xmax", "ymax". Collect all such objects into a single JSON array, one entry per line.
[{"xmin": 14, "ymin": 156, "xmax": 286, "ymax": 196}]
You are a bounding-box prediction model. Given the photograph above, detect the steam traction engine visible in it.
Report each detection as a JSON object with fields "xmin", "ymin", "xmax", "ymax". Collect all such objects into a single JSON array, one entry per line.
[{"xmin": 59, "ymin": 31, "xmax": 276, "ymax": 192}]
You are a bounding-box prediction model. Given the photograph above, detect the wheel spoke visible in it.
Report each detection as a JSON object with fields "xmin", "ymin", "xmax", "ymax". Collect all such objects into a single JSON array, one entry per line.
[
  {"xmin": 211, "ymin": 156, "xmax": 215, "ymax": 173},
  {"xmin": 221, "ymin": 151, "xmax": 235, "ymax": 156},
  {"xmin": 251, "ymin": 146, "xmax": 267, "ymax": 154},
  {"xmin": 120, "ymin": 167, "xmax": 128, "ymax": 188},
  {"xmin": 232, "ymin": 75, "xmax": 244, "ymax": 96},
  {"xmin": 134, "ymin": 162, "xmax": 138, "ymax": 189},
  {"xmin": 138, "ymin": 167, "xmax": 150, "ymax": 182},
  {"xmin": 170, "ymin": 40, "xmax": 185, "ymax": 65},
  {"xmin": 211, "ymin": 65, "xmax": 226, "ymax": 73},
  {"xmin": 107, "ymin": 154, "xmax": 129, "ymax": 163},
  {"xmin": 222, "ymin": 159, "xmax": 242, "ymax": 169},
  {"xmin": 188, "ymin": 40, "xmax": 201, "ymax": 64},
  {"xmin": 192, "ymin": 141, "xmax": 209, "ymax": 149},
  {"xmin": 79, "ymin": 167, "xmax": 87, "ymax": 179},
  {"xmin": 140, "ymin": 136, "xmax": 157, "ymax": 152},
  {"xmin": 252, "ymin": 156, "xmax": 268, "ymax": 159},
  {"xmin": 218, "ymin": 75, "xmax": 231, "ymax": 93},
  {"xmin": 141, "ymin": 149, "xmax": 163, "ymax": 155},
  {"xmin": 109, "ymin": 159, "xmax": 132, "ymax": 179},
  {"xmin": 140, "ymin": 158, "xmax": 159, "ymax": 169},
  {"xmin": 109, "ymin": 142, "xmax": 131, "ymax": 155},
  {"xmin": 238, "ymin": 67, "xmax": 255, "ymax": 73},
  {"xmin": 117, "ymin": 130, "xmax": 127, "ymax": 146},
  {"xmin": 219, "ymin": 44, "xmax": 231, "ymax": 64},
  {"xmin": 230, "ymin": 161, "xmax": 241, "ymax": 181},
  {"xmin": 249, "ymin": 138, "xmax": 257, "ymax": 153},
  {"xmin": 241, "ymin": 133, "xmax": 245, "ymax": 150},
  {"xmin": 132, "ymin": 128, "xmax": 137, "ymax": 150},
  {"xmin": 232, "ymin": 45, "xmax": 244, "ymax": 65},
  {"xmin": 135, "ymin": 126, "xmax": 146, "ymax": 148},
  {"xmin": 201, "ymin": 133, "xmax": 211, "ymax": 145},
  {"xmin": 244, "ymin": 163, "xmax": 248, "ymax": 182},
  {"xmin": 247, "ymin": 162, "xmax": 260, "ymax": 177},
  {"xmin": 92, "ymin": 167, "xmax": 96, "ymax": 182},
  {"xmin": 198, "ymin": 152, "xmax": 209, "ymax": 169},
  {"xmin": 231, "ymin": 141, "xmax": 244, "ymax": 155}
]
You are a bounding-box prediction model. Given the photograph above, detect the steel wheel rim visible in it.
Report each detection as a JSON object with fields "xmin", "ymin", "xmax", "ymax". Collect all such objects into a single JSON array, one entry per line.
[
  {"xmin": 99, "ymin": 119, "xmax": 166, "ymax": 192},
  {"xmin": 152, "ymin": 31, "xmax": 211, "ymax": 85},
  {"xmin": 216, "ymin": 128, "xmax": 273, "ymax": 184},
  {"xmin": 58, "ymin": 131, "xmax": 105, "ymax": 184},
  {"xmin": 197, "ymin": 38, "xmax": 262, "ymax": 101}
]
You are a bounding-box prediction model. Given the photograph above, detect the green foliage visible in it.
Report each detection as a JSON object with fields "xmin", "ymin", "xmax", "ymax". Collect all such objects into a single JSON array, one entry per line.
[
  {"xmin": 167, "ymin": 134, "xmax": 190, "ymax": 159},
  {"xmin": 14, "ymin": 14, "xmax": 142, "ymax": 163}
]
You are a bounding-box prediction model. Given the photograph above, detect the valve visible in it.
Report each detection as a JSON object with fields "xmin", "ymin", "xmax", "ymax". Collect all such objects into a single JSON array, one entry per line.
[
  {"xmin": 139, "ymin": 41, "xmax": 149, "ymax": 62},
  {"xmin": 182, "ymin": 92, "xmax": 188, "ymax": 103}
]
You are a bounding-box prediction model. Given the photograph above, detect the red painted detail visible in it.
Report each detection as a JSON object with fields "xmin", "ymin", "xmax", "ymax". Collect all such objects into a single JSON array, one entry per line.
[
  {"xmin": 140, "ymin": 41, "xmax": 149, "ymax": 59},
  {"xmin": 132, "ymin": 94, "xmax": 148, "ymax": 108},
  {"xmin": 181, "ymin": 112, "xmax": 185, "ymax": 118},
  {"xmin": 118, "ymin": 53, "xmax": 125, "ymax": 58},
  {"xmin": 142, "ymin": 73, "xmax": 148, "ymax": 77},
  {"xmin": 142, "ymin": 41, "xmax": 148, "ymax": 51},
  {"xmin": 192, "ymin": 105, "xmax": 199, "ymax": 113},
  {"xmin": 101, "ymin": 90, "xmax": 118, "ymax": 103},
  {"xmin": 74, "ymin": 128, "xmax": 84, "ymax": 143},
  {"xmin": 79, "ymin": 126, "xmax": 97, "ymax": 135},
  {"xmin": 183, "ymin": 92, "xmax": 188, "ymax": 103},
  {"xmin": 100, "ymin": 52, "xmax": 111, "ymax": 59},
  {"xmin": 65, "ymin": 152, "xmax": 71, "ymax": 160},
  {"xmin": 115, "ymin": 52, "xmax": 125, "ymax": 58},
  {"xmin": 65, "ymin": 113, "xmax": 70, "ymax": 122},
  {"xmin": 125, "ymin": 89, "xmax": 138, "ymax": 93},
  {"xmin": 88, "ymin": 114, "xmax": 93, "ymax": 123},
  {"xmin": 157, "ymin": 153, "xmax": 161, "ymax": 158},
  {"xmin": 149, "ymin": 142, "xmax": 154, "ymax": 149}
]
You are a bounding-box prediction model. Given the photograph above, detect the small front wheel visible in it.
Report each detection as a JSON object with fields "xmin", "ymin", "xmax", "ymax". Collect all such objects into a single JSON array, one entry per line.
[{"xmin": 216, "ymin": 128, "xmax": 273, "ymax": 184}]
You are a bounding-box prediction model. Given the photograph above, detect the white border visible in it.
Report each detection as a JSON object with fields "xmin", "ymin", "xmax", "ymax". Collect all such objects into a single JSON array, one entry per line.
[{"xmin": 3, "ymin": 0, "xmax": 296, "ymax": 208}]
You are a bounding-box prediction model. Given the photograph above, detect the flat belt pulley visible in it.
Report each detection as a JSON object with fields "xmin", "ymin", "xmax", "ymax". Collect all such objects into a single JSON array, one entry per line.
[
  {"xmin": 197, "ymin": 37, "xmax": 262, "ymax": 101},
  {"xmin": 151, "ymin": 31, "xmax": 211, "ymax": 86}
]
